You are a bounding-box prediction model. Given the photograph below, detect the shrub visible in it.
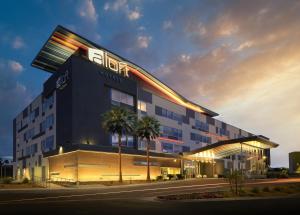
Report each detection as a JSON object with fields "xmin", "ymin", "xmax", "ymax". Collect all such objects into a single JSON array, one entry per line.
[
  {"xmin": 251, "ymin": 187, "xmax": 260, "ymax": 193},
  {"xmin": 262, "ymin": 186, "xmax": 270, "ymax": 192},
  {"xmin": 279, "ymin": 169, "xmax": 289, "ymax": 178},
  {"xmin": 1, "ymin": 177, "xmax": 13, "ymax": 184},
  {"xmin": 167, "ymin": 174, "xmax": 175, "ymax": 180},
  {"xmin": 22, "ymin": 178, "xmax": 29, "ymax": 184},
  {"xmin": 156, "ymin": 175, "xmax": 163, "ymax": 181},
  {"xmin": 176, "ymin": 174, "xmax": 184, "ymax": 180}
]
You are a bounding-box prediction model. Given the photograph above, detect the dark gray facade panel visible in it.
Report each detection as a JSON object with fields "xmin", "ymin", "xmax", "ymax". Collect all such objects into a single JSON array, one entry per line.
[
  {"xmin": 186, "ymin": 108, "xmax": 195, "ymax": 119},
  {"xmin": 138, "ymin": 89, "xmax": 152, "ymax": 103},
  {"xmin": 54, "ymin": 55, "xmax": 138, "ymax": 148},
  {"xmin": 206, "ymin": 115, "xmax": 215, "ymax": 126},
  {"xmin": 222, "ymin": 122, "xmax": 227, "ymax": 130}
]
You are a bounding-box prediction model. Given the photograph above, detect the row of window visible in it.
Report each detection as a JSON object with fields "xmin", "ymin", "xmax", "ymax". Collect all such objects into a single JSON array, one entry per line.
[
  {"xmin": 111, "ymin": 88, "xmax": 134, "ymax": 107},
  {"xmin": 190, "ymin": 132, "xmax": 212, "ymax": 144},
  {"xmin": 155, "ymin": 106, "xmax": 183, "ymax": 123},
  {"xmin": 161, "ymin": 142, "xmax": 190, "ymax": 153},
  {"xmin": 17, "ymin": 94, "xmax": 54, "ymax": 132},
  {"xmin": 160, "ymin": 125, "xmax": 183, "ymax": 141}
]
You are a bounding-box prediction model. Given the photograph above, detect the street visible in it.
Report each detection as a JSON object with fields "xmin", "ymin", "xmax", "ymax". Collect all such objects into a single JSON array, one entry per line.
[{"xmin": 0, "ymin": 178, "xmax": 300, "ymax": 214}]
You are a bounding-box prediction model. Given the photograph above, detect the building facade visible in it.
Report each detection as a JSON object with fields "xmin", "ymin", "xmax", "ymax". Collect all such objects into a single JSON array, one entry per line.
[
  {"xmin": 289, "ymin": 152, "xmax": 300, "ymax": 174},
  {"xmin": 13, "ymin": 26, "xmax": 278, "ymax": 182}
]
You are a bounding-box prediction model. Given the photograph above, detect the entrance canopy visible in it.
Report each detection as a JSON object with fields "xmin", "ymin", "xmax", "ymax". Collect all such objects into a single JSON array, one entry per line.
[{"xmin": 183, "ymin": 136, "xmax": 279, "ymax": 160}]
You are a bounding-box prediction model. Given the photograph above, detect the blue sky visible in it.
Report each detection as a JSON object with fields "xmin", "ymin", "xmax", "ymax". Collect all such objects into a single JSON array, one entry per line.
[{"xmin": 0, "ymin": 0, "xmax": 299, "ymax": 167}]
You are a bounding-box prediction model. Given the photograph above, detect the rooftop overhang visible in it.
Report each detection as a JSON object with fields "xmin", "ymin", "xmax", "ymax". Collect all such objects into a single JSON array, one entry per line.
[
  {"xmin": 31, "ymin": 25, "xmax": 218, "ymax": 117},
  {"xmin": 183, "ymin": 136, "xmax": 279, "ymax": 160}
]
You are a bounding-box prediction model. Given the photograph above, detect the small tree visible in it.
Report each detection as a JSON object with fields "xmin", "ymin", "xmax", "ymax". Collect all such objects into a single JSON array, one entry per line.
[
  {"xmin": 136, "ymin": 116, "xmax": 160, "ymax": 181},
  {"xmin": 102, "ymin": 107, "xmax": 137, "ymax": 182},
  {"xmin": 226, "ymin": 170, "xmax": 245, "ymax": 196}
]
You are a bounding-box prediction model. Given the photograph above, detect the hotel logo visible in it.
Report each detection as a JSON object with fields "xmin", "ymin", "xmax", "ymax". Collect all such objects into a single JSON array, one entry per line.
[{"xmin": 88, "ymin": 48, "xmax": 129, "ymax": 78}]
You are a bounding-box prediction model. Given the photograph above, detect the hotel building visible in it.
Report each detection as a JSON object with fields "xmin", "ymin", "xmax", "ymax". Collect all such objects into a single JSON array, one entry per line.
[{"xmin": 13, "ymin": 26, "xmax": 278, "ymax": 182}]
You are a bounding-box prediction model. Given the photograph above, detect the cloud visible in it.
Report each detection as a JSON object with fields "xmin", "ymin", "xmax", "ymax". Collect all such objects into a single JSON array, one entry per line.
[
  {"xmin": 162, "ymin": 20, "xmax": 173, "ymax": 30},
  {"xmin": 233, "ymin": 41, "xmax": 253, "ymax": 52},
  {"xmin": 12, "ymin": 36, "xmax": 25, "ymax": 49},
  {"xmin": 147, "ymin": 1, "xmax": 300, "ymax": 167},
  {"xmin": 8, "ymin": 60, "xmax": 24, "ymax": 74},
  {"xmin": 127, "ymin": 9, "xmax": 141, "ymax": 20},
  {"xmin": 137, "ymin": 36, "xmax": 152, "ymax": 49},
  {"xmin": 104, "ymin": 0, "xmax": 142, "ymax": 21},
  {"xmin": 78, "ymin": 0, "xmax": 98, "ymax": 23}
]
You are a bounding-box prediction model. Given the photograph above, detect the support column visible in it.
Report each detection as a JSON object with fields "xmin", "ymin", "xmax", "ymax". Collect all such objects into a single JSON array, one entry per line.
[{"xmin": 76, "ymin": 152, "xmax": 79, "ymax": 186}]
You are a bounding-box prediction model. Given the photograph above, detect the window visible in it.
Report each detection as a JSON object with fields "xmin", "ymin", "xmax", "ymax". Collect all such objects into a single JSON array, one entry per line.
[
  {"xmin": 111, "ymin": 88, "xmax": 134, "ymax": 107},
  {"xmin": 160, "ymin": 125, "xmax": 182, "ymax": 141},
  {"xmin": 190, "ymin": 132, "xmax": 211, "ymax": 144},
  {"xmin": 111, "ymin": 134, "xmax": 134, "ymax": 148},
  {"xmin": 24, "ymin": 128, "xmax": 35, "ymax": 141},
  {"xmin": 137, "ymin": 100, "xmax": 147, "ymax": 112},
  {"xmin": 31, "ymin": 143, "xmax": 38, "ymax": 155},
  {"xmin": 194, "ymin": 120, "xmax": 209, "ymax": 132},
  {"xmin": 161, "ymin": 142, "xmax": 173, "ymax": 153},
  {"xmin": 155, "ymin": 106, "xmax": 183, "ymax": 123},
  {"xmin": 40, "ymin": 114, "xmax": 54, "ymax": 133},
  {"xmin": 42, "ymin": 94, "xmax": 54, "ymax": 112},
  {"xmin": 41, "ymin": 135, "xmax": 54, "ymax": 152}
]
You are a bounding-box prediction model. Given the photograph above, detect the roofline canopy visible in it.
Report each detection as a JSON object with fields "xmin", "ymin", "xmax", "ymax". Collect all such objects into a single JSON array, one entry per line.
[
  {"xmin": 31, "ymin": 25, "xmax": 218, "ymax": 117},
  {"xmin": 183, "ymin": 135, "xmax": 279, "ymax": 159}
]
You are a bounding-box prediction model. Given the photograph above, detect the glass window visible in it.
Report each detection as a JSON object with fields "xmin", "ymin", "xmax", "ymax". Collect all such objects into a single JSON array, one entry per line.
[
  {"xmin": 161, "ymin": 142, "xmax": 173, "ymax": 153},
  {"xmin": 111, "ymin": 88, "xmax": 134, "ymax": 107},
  {"xmin": 41, "ymin": 135, "xmax": 54, "ymax": 152},
  {"xmin": 111, "ymin": 134, "xmax": 134, "ymax": 148},
  {"xmin": 138, "ymin": 100, "xmax": 147, "ymax": 112}
]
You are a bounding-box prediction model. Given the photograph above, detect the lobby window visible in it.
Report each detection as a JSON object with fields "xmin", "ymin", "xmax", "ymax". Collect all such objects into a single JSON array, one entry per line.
[
  {"xmin": 160, "ymin": 125, "xmax": 182, "ymax": 141},
  {"xmin": 41, "ymin": 135, "xmax": 54, "ymax": 152},
  {"xmin": 137, "ymin": 100, "xmax": 147, "ymax": 112},
  {"xmin": 161, "ymin": 142, "xmax": 173, "ymax": 153},
  {"xmin": 138, "ymin": 140, "xmax": 156, "ymax": 150},
  {"xmin": 111, "ymin": 134, "xmax": 134, "ymax": 148},
  {"xmin": 111, "ymin": 88, "xmax": 134, "ymax": 107}
]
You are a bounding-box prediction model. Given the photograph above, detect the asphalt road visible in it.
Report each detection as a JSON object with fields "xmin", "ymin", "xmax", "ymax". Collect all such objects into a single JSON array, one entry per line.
[{"xmin": 0, "ymin": 178, "xmax": 300, "ymax": 215}]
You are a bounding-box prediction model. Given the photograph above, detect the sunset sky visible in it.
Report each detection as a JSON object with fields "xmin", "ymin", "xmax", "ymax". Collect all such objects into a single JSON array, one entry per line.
[{"xmin": 0, "ymin": 0, "xmax": 299, "ymax": 167}]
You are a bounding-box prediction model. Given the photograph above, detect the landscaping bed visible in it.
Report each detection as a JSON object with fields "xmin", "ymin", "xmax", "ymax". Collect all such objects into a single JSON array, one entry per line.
[{"xmin": 157, "ymin": 183, "xmax": 300, "ymax": 201}]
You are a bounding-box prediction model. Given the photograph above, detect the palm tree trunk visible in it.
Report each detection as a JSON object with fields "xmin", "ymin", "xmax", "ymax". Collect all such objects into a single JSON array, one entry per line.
[
  {"xmin": 118, "ymin": 134, "xmax": 123, "ymax": 183},
  {"xmin": 146, "ymin": 139, "xmax": 150, "ymax": 181}
]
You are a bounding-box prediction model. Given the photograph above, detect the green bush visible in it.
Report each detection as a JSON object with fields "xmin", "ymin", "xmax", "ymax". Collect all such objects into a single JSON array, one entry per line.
[
  {"xmin": 251, "ymin": 187, "xmax": 260, "ymax": 193},
  {"xmin": 22, "ymin": 178, "xmax": 29, "ymax": 184},
  {"xmin": 1, "ymin": 177, "xmax": 13, "ymax": 184},
  {"xmin": 156, "ymin": 175, "xmax": 163, "ymax": 181},
  {"xmin": 279, "ymin": 169, "xmax": 289, "ymax": 178},
  {"xmin": 262, "ymin": 186, "xmax": 270, "ymax": 192}
]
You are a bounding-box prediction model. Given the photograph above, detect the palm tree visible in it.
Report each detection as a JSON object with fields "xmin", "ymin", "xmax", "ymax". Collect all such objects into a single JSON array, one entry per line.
[
  {"xmin": 102, "ymin": 106, "xmax": 137, "ymax": 182},
  {"xmin": 136, "ymin": 116, "xmax": 160, "ymax": 181}
]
